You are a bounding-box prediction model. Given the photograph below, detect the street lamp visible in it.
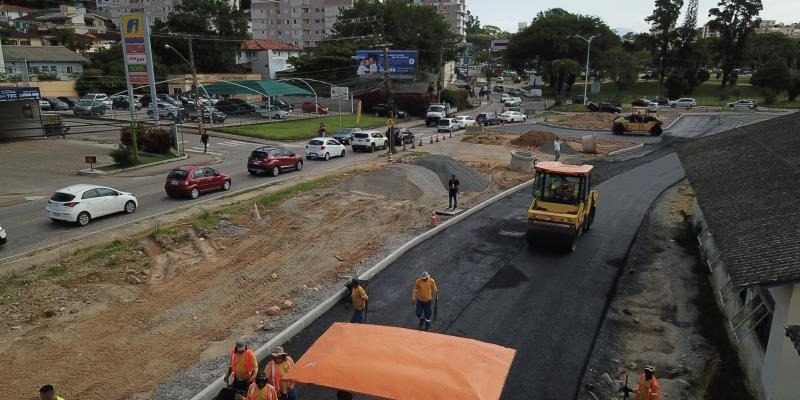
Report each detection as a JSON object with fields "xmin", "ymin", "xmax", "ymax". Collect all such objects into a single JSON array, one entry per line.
[
  {"xmin": 165, "ymin": 43, "xmax": 203, "ymax": 141},
  {"xmin": 574, "ymin": 34, "xmax": 598, "ymax": 105}
]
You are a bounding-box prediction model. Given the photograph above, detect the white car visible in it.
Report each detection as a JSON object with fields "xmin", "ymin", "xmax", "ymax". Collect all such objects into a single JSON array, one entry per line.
[
  {"xmin": 256, "ymin": 105, "xmax": 288, "ymax": 119},
  {"xmin": 669, "ymin": 98, "xmax": 696, "ymax": 108},
  {"xmin": 0, "ymin": 224, "xmax": 6, "ymax": 245},
  {"xmin": 454, "ymin": 115, "xmax": 477, "ymax": 129},
  {"xmin": 498, "ymin": 111, "xmax": 527, "ymax": 123},
  {"xmin": 437, "ymin": 118, "xmax": 458, "ymax": 132},
  {"xmin": 495, "ymin": 77, "xmax": 505, "ymax": 83},
  {"xmin": 351, "ymin": 131, "xmax": 388, "ymax": 153},
  {"xmin": 83, "ymin": 93, "xmax": 113, "ymax": 108},
  {"xmin": 500, "ymin": 93, "xmax": 511, "ymax": 103},
  {"xmin": 504, "ymin": 97, "xmax": 522, "ymax": 107},
  {"xmin": 727, "ymin": 99, "xmax": 757, "ymax": 110},
  {"xmin": 46, "ymin": 184, "xmax": 138, "ymax": 226},
  {"xmin": 305, "ymin": 137, "xmax": 347, "ymax": 160}
]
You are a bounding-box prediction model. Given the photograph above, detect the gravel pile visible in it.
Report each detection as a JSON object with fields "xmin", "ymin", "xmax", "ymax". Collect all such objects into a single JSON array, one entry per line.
[
  {"xmin": 412, "ymin": 155, "xmax": 488, "ymax": 192},
  {"xmin": 510, "ymin": 131, "xmax": 559, "ymax": 147},
  {"xmin": 338, "ymin": 164, "xmax": 447, "ymax": 201}
]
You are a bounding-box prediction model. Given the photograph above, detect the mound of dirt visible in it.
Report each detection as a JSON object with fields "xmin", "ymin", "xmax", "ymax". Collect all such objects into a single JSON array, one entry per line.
[
  {"xmin": 338, "ymin": 164, "xmax": 447, "ymax": 201},
  {"xmin": 462, "ymin": 132, "xmax": 508, "ymax": 146},
  {"xmin": 412, "ymin": 155, "xmax": 489, "ymax": 192},
  {"xmin": 510, "ymin": 131, "xmax": 559, "ymax": 147},
  {"xmin": 554, "ymin": 112, "xmax": 617, "ymax": 130}
]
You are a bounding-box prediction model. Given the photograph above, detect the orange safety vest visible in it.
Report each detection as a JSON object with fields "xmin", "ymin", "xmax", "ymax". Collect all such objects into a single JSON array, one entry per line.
[
  {"xmin": 267, "ymin": 357, "xmax": 295, "ymax": 394},
  {"xmin": 230, "ymin": 348, "xmax": 256, "ymax": 381},
  {"xmin": 637, "ymin": 374, "xmax": 660, "ymax": 400},
  {"xmin": 246, "ymin": 382, "xmax": 278, "ymax": 400}
]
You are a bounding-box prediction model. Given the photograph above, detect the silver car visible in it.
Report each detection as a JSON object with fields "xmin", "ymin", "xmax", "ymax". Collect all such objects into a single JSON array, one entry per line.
[
  {"xmin": 0, "ymin": 224, "xmax": 6, "ymax": 245},
  {"xmin": 73, "ymin": 99, "xmax": 107, "ymax": 117}
]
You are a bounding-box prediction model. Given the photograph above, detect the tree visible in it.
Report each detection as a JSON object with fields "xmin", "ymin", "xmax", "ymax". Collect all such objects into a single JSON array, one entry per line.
[
  {"xmin": 787, "ymin": 73, "xmax": 800, "ymax": 101},
  {"xmin": 707, "ymin": 0, "xmax": 763, "ymax": 86},
  {"xmin": 745, "ymin": 32, "xmax": 800, "ymax": 70},
  {"xmin": 550, "ymin": 58, "xmax": 580, "ymax": 99},
  {"xmin": 599, "ymin": 47, "xmax": 640, "ymax": 90},
  {"xmin": 645, "ymin": 0, "xmax": 684, "ymax": 85},
  {"xmin": 750, "ymin": 57, "xmax": 791, "ymax": 103},
  {"xmin": 465, "ymin": 10, "xmax": 481, "ymax": 35}
]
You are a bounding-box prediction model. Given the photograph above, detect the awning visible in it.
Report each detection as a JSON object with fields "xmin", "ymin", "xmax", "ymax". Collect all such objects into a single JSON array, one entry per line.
[
  {"xmin": 199, "ymin": 80, "xmax": 312, "ymax": 97},
  {"xmin": 283, "ymin": 323, "xmax": 516, "ymax": 400}
]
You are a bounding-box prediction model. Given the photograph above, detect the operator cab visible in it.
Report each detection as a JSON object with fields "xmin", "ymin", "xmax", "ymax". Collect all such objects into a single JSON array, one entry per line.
[{"xmin": 532, "ymin": 163, "xmax": 593, "ymax": 206}]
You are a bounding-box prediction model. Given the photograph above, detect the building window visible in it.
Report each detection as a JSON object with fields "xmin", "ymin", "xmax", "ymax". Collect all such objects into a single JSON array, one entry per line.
[
  {"xmin": 50, "ymin": 66, "xmax": 57, "ymax": 73},
  {"xmin": 730, "ymin": 287, "xmax": 774, "ymax": 350}
]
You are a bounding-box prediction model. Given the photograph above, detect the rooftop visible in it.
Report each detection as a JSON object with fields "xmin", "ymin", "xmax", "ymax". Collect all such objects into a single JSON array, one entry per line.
[
  {"xmin": 676, "ymin": 112, "xmax": 800, "ymax": 288},
  {"xmin": 1, "ymin": 45, "xmax": 89, "ymax": 63},
  {"xmin": 0, "ymin": 4, "xmax": 33, "ymax": 13},
  {"xmin": 241, "ymin": 39, "xmax": 302, "ymax": 52}
]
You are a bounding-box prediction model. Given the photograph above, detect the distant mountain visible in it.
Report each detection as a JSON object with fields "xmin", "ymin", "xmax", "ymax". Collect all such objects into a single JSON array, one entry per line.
[{"xmin": 613, "ymin": 27, "xmax": 636, "ymax": 37}]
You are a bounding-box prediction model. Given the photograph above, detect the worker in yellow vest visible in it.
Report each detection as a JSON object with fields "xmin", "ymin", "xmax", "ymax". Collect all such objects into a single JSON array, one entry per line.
[
  {"xmin": 350, "ymin": 278, "xmax": 368, "ymax": 323},
  {"xmin": 246, "ymin": 374, "xmax": 278, "ymax": 400},
  {"xmin": 225, "ymin": 339, "xmax": 259, "ymax": 394},
  {"xmin": 39, "ymin": 384, "xmax": 65, "ymax": 400},
  {"xmin": 412, "ymin": 271, "xmax": 438, "ymax": 330},
  {"xmin": 265, "ymin": 346, "xmax": 297, "ymax": 400}
]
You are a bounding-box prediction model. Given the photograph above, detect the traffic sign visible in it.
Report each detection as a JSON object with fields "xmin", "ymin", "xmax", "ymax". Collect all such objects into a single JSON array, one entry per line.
[{"xmin": 385, "ymin": 118, "xmax": 395, "ymax": 127}]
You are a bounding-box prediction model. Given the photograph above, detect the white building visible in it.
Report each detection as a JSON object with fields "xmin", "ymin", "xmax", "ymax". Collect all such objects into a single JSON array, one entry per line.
[
  {"xmin": 237, "ymin": 39, "xmax": 304, "ymax": 79},
  {"xmin": 99, "ymin": 0, "xmax": 240, "ymax": 27},
  {"xmin": 250, "ymin": 0, "xmax": 353, "ymax": 49},
  {"xmin": 0, "ymin": 3, "xmax": 33, "ymax": 24},
  {"xmin": 677, "ymin": 113, "xmax": 800, "ymax": 400},
  {"xmin": 408, "ymin": 0, "xmax": 467, "ymax": 38}
]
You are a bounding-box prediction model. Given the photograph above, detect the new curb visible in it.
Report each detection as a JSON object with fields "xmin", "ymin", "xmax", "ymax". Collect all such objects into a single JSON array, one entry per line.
[
  {"xmin": 189, "ymin": 178, "xmax": 535, "ymax": 400},
  {"xmin": 77, "ymin": 155, "xmax": 189, "ymax": 176},
  {"xmin": 607, "ymin": 142, "xmax": 644, "ymax": 157}
]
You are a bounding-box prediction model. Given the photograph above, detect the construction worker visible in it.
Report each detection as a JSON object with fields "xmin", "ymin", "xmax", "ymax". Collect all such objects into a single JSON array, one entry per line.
[
  {"xmin": 246, "ymin": 374, "xmax": 278, "ymax": 400},
  {"xmin": 39, "ymin": 384, "xmax": 65, "ymax": 400},
  {"xmin": 350, "ymin": 278, "xmax": 368, "ymax": 323},
  {"xmin": 634, "ymin": 365, "xmax": 661, "ymax": 400},
  {"xmin": 265, "ymin": 346, "xmax": 297, "ymax": 400},
  {"xmin": 225, "ymin": 339, "xmax": 259, "ymax": 394},
  {"xmin": 412, "ymin": 271, "xmax": 438, "ymax": 330}
]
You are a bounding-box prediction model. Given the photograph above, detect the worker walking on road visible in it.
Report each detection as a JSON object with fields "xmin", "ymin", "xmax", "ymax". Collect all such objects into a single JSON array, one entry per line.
[
  {"xmin": 39, "ymin": 384, "xmax": 65, "ymax": 400},
  {"xmin": 553, "ymin": 138, "xmax": 562, "ymax": 161},
  {"xmin": 246, "ymin": 374, "xmax": 278, "ymax": 400},
  {"xmin": 266, "ymin": 346, "xmax": 297, "ymax": 400},
  {"xmin": 350, "ymin": 278, "xmax": 368, "ymax": 323},
  {"xmin": 412, "ymin": 271, "xmax": 438, "ymax": 330},
  {"xmin": 201, "ymin": 132, "xmax": 210, "ymax": 154},
  {"xmin": 448, "ymin": 174, "xmax": 460, "ymax": 210},
  {"xmin": 225, "ymin": 339, "xmax": 259, "ymax": 394},
  {"xmin": 634, "ymin": 365, "xmax": 661, "ymax": 400}
]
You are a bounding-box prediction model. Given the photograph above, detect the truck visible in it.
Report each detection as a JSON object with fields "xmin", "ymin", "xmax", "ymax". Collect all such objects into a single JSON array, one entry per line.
[{"xmin": 425, "ymin": 103, "xmax": 457, "ymax": 127}]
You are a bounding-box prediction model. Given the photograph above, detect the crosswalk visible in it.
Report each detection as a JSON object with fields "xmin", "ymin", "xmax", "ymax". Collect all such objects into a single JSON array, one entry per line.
[{"xmin": 184, "ymin": 139, "xmax": 249, "ymax": 156}]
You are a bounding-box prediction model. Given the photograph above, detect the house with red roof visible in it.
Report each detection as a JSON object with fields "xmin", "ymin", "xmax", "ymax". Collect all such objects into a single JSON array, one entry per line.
[{"xmin": 237, "ymin": 39, "xmax": 304, "ymax": 79}]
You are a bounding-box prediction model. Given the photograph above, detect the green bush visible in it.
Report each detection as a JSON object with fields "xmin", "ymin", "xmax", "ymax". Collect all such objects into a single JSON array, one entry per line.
[
  {"xmin": 120, "ymin": 126, "xmax": 173, "ymax": 154},
  {"xmin": 761, "ymin": 88, "xmax": 777, "ymax": 104},
  {"xmin": 110, "ymin": 144, "xmax": 135, "ymax": 167}
]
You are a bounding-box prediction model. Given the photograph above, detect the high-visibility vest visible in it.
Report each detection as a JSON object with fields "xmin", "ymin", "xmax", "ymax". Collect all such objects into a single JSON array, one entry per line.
[
  {"xmin": 246, "ymin": 382, "xmax": 277, "ymax": 400},
  {"xmin": 267, "ymin": 357, "xmax": 295, "ymax": 394},
  {"xmin": 637, "ymin": 374, "xmax": 660, "ymax": 400},
  {"xmin": 230, "ymin": 348, "xmax": 256, "ymax": 380}
]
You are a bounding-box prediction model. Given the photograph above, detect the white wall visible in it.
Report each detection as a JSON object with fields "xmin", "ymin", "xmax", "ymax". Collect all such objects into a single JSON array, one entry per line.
[{"xmin": 765, "ymin": 284, "xmax": 800, "ymax": 399}]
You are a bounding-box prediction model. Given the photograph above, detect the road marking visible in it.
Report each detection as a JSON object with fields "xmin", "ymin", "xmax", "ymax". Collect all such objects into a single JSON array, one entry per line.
[
  {"xmin": 217, "ymin": 140, "xmax": 248, "ymax": 147},
  {"xmin": 185, "ymin": 148, "xmax": 224, "ymax": 156}
]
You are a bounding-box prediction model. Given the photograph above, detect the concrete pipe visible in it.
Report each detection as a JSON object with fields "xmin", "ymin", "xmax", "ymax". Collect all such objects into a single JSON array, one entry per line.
[
  {"xmin": 581, "ymin": 134, "xmax": 597, "ymax": 154},
  {"xmin": 509, "ymin": 149, "xmax": 536, "ymax": 172}
]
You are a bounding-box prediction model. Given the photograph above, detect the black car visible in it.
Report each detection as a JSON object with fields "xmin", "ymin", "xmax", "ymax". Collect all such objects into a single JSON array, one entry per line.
[
  {"xmin": 56, "ymin": 97, "xmax": 76, "ymax": 109},
  {"xmin": 43, "ymin": 97, "xmax": 70, "ymax": 111},
  {"xmin": 112, "ymin": 97, "xmax": 142, "ymax": 110},
  {"xmin": 272, "ymin": 99, "xmax": 294, "ymax": 112},
  {"xmin": 476, "ymin": 112, "xmax": 501, "ymax": 126},
  {"xmin": 216, "ymin": 99, "xmax": 256, "ymax": 115},
  {"xmin": 333, "ymin": 127, "xmax": 361, "ymax": 145},
  {"xmin": 371, "ymin": 103, "xmax": 407, "ymax": 119},
  {"xmin": 393, "ymin": 128, "xmax": 415, "ymax": 146},
  {"xmin": 586, "ymin": 102, "xmax": 622, "ymax": 113}
]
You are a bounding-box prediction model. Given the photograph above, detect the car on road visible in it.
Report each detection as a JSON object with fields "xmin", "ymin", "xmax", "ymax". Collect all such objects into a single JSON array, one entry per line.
[
  {"xmin": 256, "ymin": 104, "xmax": 288, "ymax": 119},
  {"xmin": 306, "ymin": 137, "xmax": 348, "ymax": 159},
  {"xmin": 437, "ymin": 118, "xmax": 458, "ymax": 132},
  {"xmin": 493, "ymin": 85, "xmax": 505, "ymax": 92},
  {"xmin": 57, "ymin": 96, "xmax": 77, "ymax": 109},
  {"xmin": 46, "ymin": 184, "xmax": 138, "ymax": 226},
  {"xmin": 476, "ymin": 112, "xmax": 501, "ymax": 126},
  {"xmin": 586, "ymin": 101, "xmax": 622, "ymax": 114},
  {"xmin": 184, "ymin": 103, "xmax": 226, "ymax": 122},
  {"xmin": 727, "ymin": 99, "xmax": 758, "ymax": 110},
  {"xmin": 507, "ymin": 88, "xmax": 526, "ymax": 96},
  {"xmin": 247, "ymin": 146, "xmax": 303, "ymax": 176},
  {"xmin": 351, "ymin": 131, "xmax": 388, "ymax": 153},
  {"xmin": 302, "ymin": 102, "xmax": 329, "ymax": 115},
  {"xmin": 504, "ymin": 97, "xmax": 522, "ymax": 107},
  {"xmin": 500, "ymin": 93, "xmax": 511, "ymax": 103},
  {"xmin": 498, "ymin": 111, "xmax": 527, "ymax": 123},
  {"xmin": 83, "ymin": 93, "xmax": 113, "ymax": 108},
  {"xmin": 454, "ymin": 115, "xmax": 477, "ymax": 129},
  {"xmin": 164, "ymin": 166, "xmax": 231, "ymax": 199},
  {"xmin": 495, "ymin": 77, "xmax": 505, "ymax": 83},
  {"xmin": 371, "ymin": 103, "xmax": 407, "ymax": 118},
  {"xmin": 147, "ymin": 102, "xmax": 183, "ymax": 120},
  {"xmin": 72, "ymin": 99, "xmax": 107, "ymax": 117},
  {"xmin": 669, "ymin": 97, "xmax": 696, "ymax": 108},
  {"xmin": 42, "ymin": 97, "xmax": 70, "ymax": 111},
  {"xmin": 393, "ymin": 128, "xmax": 415, "ymax": 146},
  {"xmin": 333, "ymin": 127, "xmax": 361, "ymax": 145},
  {"xmin": 0, "ymin": 224, "xmax": 6, "ymax": 245}
]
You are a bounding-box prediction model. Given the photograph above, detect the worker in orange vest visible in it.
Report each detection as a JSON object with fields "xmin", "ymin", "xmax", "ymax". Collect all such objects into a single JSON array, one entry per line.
[
  {"xmin": 634, "ymin": 365, "xmax": 661, "ymax": 400},
  {"xmin": 265, "ymin": 346, "xmax": 297, "ymax": 400},
  {"xmin": 225, "ymin": 339, "xmax": 259, "ymax": 394},
  {"xmin": 412, "ymin": 271, "xmax": 438, "ymax": 331},
  {"xmin": 246, "ymin": 374, "xmax": 278, "ymax": 400}
]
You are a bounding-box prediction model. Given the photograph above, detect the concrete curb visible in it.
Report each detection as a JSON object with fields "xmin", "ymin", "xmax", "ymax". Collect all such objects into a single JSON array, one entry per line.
[
  {"xmin": 663, "ymin": 113, "xmax": 683, "ymax": 131},
  {"xmin": 77, "ymin": 155, "xmax": 189, "ymax": 176},
  {"xmin": 189, "ymin": 178, "xmax": 535, "ymax": 400},
  {"xmin": 537, "ymin": 121, "xmax": 607, "ymax": 132},
  {"xmin": 607, "ymin": 142, "xmax": 644, "ymax": 157}
]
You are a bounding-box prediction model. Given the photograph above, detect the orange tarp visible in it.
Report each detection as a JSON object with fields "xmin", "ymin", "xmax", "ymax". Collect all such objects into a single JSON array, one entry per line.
[
  {"xmin": 535, "ymin": 161, "xmax": 594, "ymax": 176},
  {"xmin": 283, "ymin": 323, "xmax": 516, "ymax": 400}
]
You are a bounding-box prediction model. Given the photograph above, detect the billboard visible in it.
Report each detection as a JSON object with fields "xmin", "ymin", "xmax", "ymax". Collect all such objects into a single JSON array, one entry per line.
[
  {"xmin": 0, "ymin": 87, "xmax": 41, "ymax": 102},
  {"xmin": 356, "ymin": 50, "xmax": 417, "ymax": 80},
  {"xmin": 121, "ymin": 14, "xmax": 148, "ymax": 84}
]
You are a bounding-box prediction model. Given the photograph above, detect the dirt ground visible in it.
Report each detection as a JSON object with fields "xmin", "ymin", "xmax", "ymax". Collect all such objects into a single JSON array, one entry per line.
[
  {"xmin": 465, "ymin": 129, "xmax": 639, "ymax": 160},
  {"xmin": 545, "ymin": 109, "xmax": 679, "ymax": 130},
  {"xmin": 0, "ymin": 137, "xmax": 531, "ymax": 400},
  {"xmin": 579, "ymin": 182, "xmax": 730, "ymax": 399}
]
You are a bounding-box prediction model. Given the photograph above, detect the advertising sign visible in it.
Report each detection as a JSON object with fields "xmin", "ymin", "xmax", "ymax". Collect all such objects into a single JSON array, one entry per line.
[
  {"xmin": 0, "ymin": 87, "xmax": 41, "ymax": 102},
  {"xmin": 121, "ymin": 14, "xmax": 148, "ymax": 85},
  {"xmin": 121, "ymin": 15, "xmax": 144, "ymax": 38},
  {"xmin": 355, "ymin": 50, "xmax": 417, "ymax": 80},
  {"xmin": 331, "ymin": 86, "xmax": 349, "ymax": 100}
]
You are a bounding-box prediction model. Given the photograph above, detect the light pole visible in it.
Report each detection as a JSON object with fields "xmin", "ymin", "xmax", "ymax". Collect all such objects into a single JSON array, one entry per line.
[
  {"xmin": 165, "ymin": 42, "xmax": 203, "ymax": 142},
  {"xmin": 574, "ymin": 34, "xmax": 597, "ymax": 105}
]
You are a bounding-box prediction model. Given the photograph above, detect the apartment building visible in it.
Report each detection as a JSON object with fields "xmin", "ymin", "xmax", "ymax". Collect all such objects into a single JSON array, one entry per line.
[
  {"xmin": 0, "ymin": 3, "xmax": 33, "ymax": 24},
  {"xmin": 99, "ymin": 0, "xmax": 240, "ymax": 28},
  {"xmin": 250, "ymin": 0, "xmax": 353, "ymax": 49},
  {"xmin": 756, "ymin": 20, "xmax": 800, "ymax": 38},
  {"xmin": 408, "ymin": 0, "xmax": 467, "ymax": 38}
]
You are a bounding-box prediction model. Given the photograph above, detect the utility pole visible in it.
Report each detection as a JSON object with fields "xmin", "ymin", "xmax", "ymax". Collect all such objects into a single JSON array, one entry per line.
[
  {"xmin": 382, "ymin": 44, "xmax": 394, "ymax": 159},
  {"xmin": 437, "ymin": 49, "xmax": 444, "ymax": 103},
  {"xmin": 574, "ymin": 34, "xmax": 597, "ymax": 105},
  {"xmin": 656, "ymin": 55, "xmax": 663, "ymax": 100},
  {"xmin": 188, "ymin": 38, "xmax": 204, "ymax": 137}
]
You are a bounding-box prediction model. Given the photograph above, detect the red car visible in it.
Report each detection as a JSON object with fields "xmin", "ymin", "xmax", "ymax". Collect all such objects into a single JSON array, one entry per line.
[
  {"xmin": 302, "ymin": 102, "xmax": 328, "ymax": 114},
  {"xmin": 164, "ymin": 165, "xmax": 231, "ymax": 199},
  {"xmin": 247, "ymin": 146, "xmax": 303, "ymax": 176}
]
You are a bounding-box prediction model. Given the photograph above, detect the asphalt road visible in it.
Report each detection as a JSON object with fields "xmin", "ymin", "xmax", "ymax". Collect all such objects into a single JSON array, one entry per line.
[{"xmin": 266, "ymin": 151, "xmax": 684, "ymax": 400}]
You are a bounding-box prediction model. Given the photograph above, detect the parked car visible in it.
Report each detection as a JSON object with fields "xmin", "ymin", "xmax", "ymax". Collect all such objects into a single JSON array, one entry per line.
[
  {"xmin": 493, "ymin": 85, "xmax": 505, "ymax": 92},
  {"xmin": 147, "ymin": 102, "xmax": 183, "ymax": 120},
  {"xmin": 83, "ymin": 93, "xmax": 112, "ymax": 108},
  {"xmin": 727, "ymin": 99, "xmax": 757, "ymax": 109},
  {"xmin": 513, "ymin": 76, "xmax": 522, "ymax": 83},
  {"xmin": 454, "ymin": 115, "xmax": 477, "ymax": 129},
  {"xmin": 271, "ymin": 99, "xmax": 294, "ymax": 112},
  {"xmin": 498, "ymin": 111, "xmax": 527, "ymax": 123},
  {"xmin": 669, "ymin": 97, "xmax": 697, "ymax": 108},
  {"xmin": 39, "ymin": 99, "xmax": 51, "ymax": 110},
  {"xmin": 73, "ymin": 99, "xmax": 107, "ymax": 117},
  {"xmin": 394, "ymin": 128, "xmax": 415, "ymax": 146},
  {"xmin": 256, "ymin": 104, "xmax": 288, "ymax": 119},
  {"xmin": 302, "ymin": 102, "xmax": 329, "ymax": 115},
  {"xmin": 586, "ymin": 102, "xmax": 622, "ymax": 114},
  {"xmin": 632, "ymin": 99, "xmax": 659, "ymax": 112},
  {"xmin": 495, "ymin": 77, "xmax": 505, "ymax": 83},
  {"xmin": 351, "ymin": 131, "xmax": 388, "ymax": 153},
  {"xmin": 227, "ymin": 98, "xmax": 256, "ymax": 113},
  {"xmin": 476, "ymin": 112, "xmax": 501, "ymax": 126},
  {"xmin": 437, "ymin": 118, "xmax": 458, "ymax": 133},
  {"xmin": 57, "ymin": 96, "xmax": 77, "ymax": 109},
  {"xmin": 247, "ymin": 146, "xmax": 303, "ymax": 176},
  {"xmin": 0, "ymin": 224, "xmax": 6, "ymax": 245},
  {"xmin": 46, "ymin": 184, "xmax": 138, "ymax": 226},
  {"xmin": 500, "ymin": 93, "xmax": 511, "ymax": 102},
  {"xmin": 185, "ymin": 103, "xmax": 226, "ymax": 122},
  {"xmin": 111, "ymin": 95, "xmax": 142, "ymax": 111},
  {"xmin": 333, "ymin": 127, "xmax": 362, "ymax": 145},
  {"xmin": 306, "ymin": 137, "xmax": 347, "ymax": 159},
  {"xmin": 652, "ymin": 97, "xmax": 670, "ymax": 106},
  {"xmin": 42, "ymin": 97, "xmax": 69, "ymax": 111},
  {"xmin": 164, "ymin": 166, "xmax": 231, "ymax": 199},
  {"xmin": 504, "ymin": 97, "xmax": 522, "ymax": 107},
  {"xmin": 371, "ymin": 103, "xmax": 407, "ymax": 118}
]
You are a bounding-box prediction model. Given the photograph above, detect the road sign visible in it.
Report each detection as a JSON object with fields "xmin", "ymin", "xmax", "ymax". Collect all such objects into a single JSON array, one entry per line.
[
  {"xmin": 331, "ymin": 86, "xmax": 349, "ymax": 100},
  {"xmin": 385, "ymin": 118, "xmax": 395, "ymax": 128}
]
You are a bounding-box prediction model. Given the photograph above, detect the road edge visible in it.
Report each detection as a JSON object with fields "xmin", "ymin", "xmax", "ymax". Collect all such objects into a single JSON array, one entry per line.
[
  {"xmin": 189, "ymin": 178, "xmax": 535, "ymax": 400},
  {"xmin": 77, "ymin": 154, "xmax": 189, "ymax": 176}
]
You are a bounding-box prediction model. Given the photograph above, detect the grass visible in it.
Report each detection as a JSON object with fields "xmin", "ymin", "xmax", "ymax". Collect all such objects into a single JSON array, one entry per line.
[
  {"xmin": 256, "ymin": 176, "xmax": 336, "ymax": 208},
  {"xmin": 549, "ymin": 103, "xmax": 588, "ymax": 112},
  {"xmin": 219, "ymin": 115, "xmax": 389, "ymax": 141},
  {"xmin": 82, "ymin": 239, "xmax": 130, "ymax": 265},
  {"xmin": 98, "ymin": 152, "xmax": 179, "ymax": 172}
]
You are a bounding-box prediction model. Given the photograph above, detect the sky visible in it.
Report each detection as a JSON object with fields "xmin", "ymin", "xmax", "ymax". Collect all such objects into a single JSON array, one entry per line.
[{"xmin": 469, "ymin": 0, "xmax": 800, "ymax": 34}]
